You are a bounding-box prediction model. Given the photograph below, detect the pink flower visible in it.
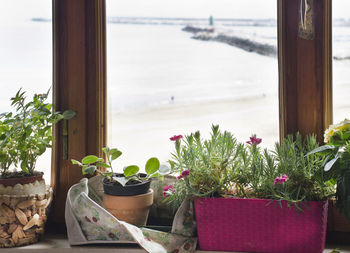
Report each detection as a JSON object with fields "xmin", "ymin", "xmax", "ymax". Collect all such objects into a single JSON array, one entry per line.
[
  {"xmin": 163, "ymin": 184, "xmax": 174, "ymax": 197},
  {"xmin": 274, "ymin": 174, "xmax": 289, "ymax": 186},
  {"xmin": 177, "ymin": 170, "xmax": 190, "ymax": 179},
  {"xmin": 170, "ymin": 135, "xmax": 183, "ymax": 141},
  {"xmin": 246, "ymin": 135, "xmax": 262, "ymax": 146},
  {"xmin": 182, "ymin": 170, "xmax": 190, "ymax": 177}
]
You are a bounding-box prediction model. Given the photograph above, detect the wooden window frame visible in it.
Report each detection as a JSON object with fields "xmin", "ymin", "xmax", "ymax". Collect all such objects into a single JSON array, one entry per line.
[
  {"xmin": 51, "ymin": 0, "xmax": 332, "ymax": 223},
  {"xmin": 278, "ymin": 0, "xmax": 332, "ymax": 143},
  {"xmin": 51, "ymin": 0, "xmax": 106, "ymax": 222}
]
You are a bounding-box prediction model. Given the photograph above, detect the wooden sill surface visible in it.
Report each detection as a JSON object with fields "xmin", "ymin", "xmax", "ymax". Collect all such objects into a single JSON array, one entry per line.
[{"xmin": 1, "ymin": 234, "xmax": 350, "ymax": 252}]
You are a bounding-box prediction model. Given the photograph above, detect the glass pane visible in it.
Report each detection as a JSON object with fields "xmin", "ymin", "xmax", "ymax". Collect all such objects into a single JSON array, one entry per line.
[
  {"xmin": 0, "ymin": 1, "xmax": 52, "ymax": 182},
  {"xmin": 333, "ymin": 0, "xmax": 350, "ymax": 123},
  {"xmin": 107, "ymin": 0, "xmax": 278, "ymax": 168}
]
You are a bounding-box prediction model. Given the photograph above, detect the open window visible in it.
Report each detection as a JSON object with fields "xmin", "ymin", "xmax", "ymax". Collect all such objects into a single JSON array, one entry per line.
[
  {"xmin": 106, "ymin": 0, "xmax": 279, "ymax": 169},
  {"xmin": 333, "ymin": 0, "xmax": 350, "ymax": 122}
]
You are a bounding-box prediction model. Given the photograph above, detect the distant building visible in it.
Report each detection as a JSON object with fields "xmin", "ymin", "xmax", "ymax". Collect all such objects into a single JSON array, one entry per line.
[{"xmin": 209, "ymin": 16, "xmax": 214, "ymax": 26}]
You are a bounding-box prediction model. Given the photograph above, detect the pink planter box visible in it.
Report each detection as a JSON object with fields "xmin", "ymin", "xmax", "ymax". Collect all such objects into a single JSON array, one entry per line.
[{"xmin": 194, "ymin": 198, "xmax": 328, "ymax": 253}]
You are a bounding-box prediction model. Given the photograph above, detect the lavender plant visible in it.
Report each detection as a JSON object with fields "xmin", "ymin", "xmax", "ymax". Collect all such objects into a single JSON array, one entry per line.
[
  {"xmin": 165, "ymin": 125, "xmax": 245, "ymax": 209},
  {"xmin": 240, "ymin": 134, "xmax": 335, "ymax": 207},
  {"xmin": 164, "ymin": 126, "xmax": 335, "ymax": 211}
]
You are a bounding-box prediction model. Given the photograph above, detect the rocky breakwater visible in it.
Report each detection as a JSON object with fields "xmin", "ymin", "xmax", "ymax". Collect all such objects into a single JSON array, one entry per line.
[{"xmin": 182, "ymin": 25, "xmax": 277, "ymax": 58}]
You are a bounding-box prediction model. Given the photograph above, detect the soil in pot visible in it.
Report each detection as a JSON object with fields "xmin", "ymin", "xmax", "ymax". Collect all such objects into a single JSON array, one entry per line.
[
  {"xmin": 102, "ymin": 173, "xmax": 151, "ymax": 196},
  {"xmin": 103, "ymin": 189, "xmax": 153, "ymax": 226},
  {"xmin": 0, "ymin": 171, "xmax": 44, "ymax": 187}
]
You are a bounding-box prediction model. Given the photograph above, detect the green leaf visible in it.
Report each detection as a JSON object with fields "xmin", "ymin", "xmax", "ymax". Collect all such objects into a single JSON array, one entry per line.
[
  {"xmin": 112, "ymin": 176, "xmax": 130, "ymax": 187},
  {"xmin": 62, "ymin": 110, "xmax": 76, "ymax": 120},
  {"xmin": 124, "ymin": 165, "xmax": 139, "ymax": 177},
  {"xmin": 149, "ymin": 172, "xmax": 163, "ymax": 179},
  {"xmin": 71, "ymin": 159, "xmax": 83, "ymax": 166},
  {"xmin": 55, "ymin": 114, "xmax": 64, "ymax": 122},
  {"xmin": 20, "ymin": 161, "xmax": 28, "ymax": 173},
  {"xmin": 324, "ymin": 155, "xmax": 339, "ymax": 171},
  {"xmin": 159, "ymin": 164, "xmax": 171, "ymax": 175},
  {"xmin": 103, "ymin": 172, "xmax": 113, "ymax": 177},
  {"xmin": 83, "ymin": 165, "xmax": 96, "ymax": 175},
  {"xmin": 96, "ymin": 162, "xmax": 110, "ymax": 168},
  {"xmin": 341, "ymin": 130, "xmax": 350, "ymax": 140},
  {"xmin": 168, "ymin": 160, "xmax": 175, "ymax": 170},
  {"xmin": 145, "ymin": 157, "xmax": 160, "ymax": 175},
  {"xmin": 82, "ymin": 155, "xmax": 103, "ymax": 164},
  {"xmin": 109, "ymin": 148, "xmax": 122, "ymax": 160},
  {"xmin": 102, "ymin": 147, "xmax": 109, "ymax": 156},
  {"xmin": 307, "ymin": 145, "xmax": 335, "ymax": 155}
]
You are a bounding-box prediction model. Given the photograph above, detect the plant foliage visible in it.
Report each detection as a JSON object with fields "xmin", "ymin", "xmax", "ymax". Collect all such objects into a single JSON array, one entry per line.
[
  {"xmin": 309, "ymin": 119, "xmax": 350, "ymax": 221},
  {"xmin": 0, "ymin": 89, "xmax": 75, "ymax": 176},
  {"xmin": 165, "ymin": 125, "xmax": 335, "ymax": 211},
  {"xmin": 72, "ymin": 147, "xmax": 169, "ymax": 186}
]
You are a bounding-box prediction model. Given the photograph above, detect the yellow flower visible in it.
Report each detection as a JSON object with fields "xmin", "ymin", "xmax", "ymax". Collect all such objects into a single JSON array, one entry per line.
[{"xmin": 324, "ymin": 119, "xmax": 350, "ymax": 143}]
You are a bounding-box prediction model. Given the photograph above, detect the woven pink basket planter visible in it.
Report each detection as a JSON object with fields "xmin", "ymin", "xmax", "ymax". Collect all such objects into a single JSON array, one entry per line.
[{"xmin": 194, "ymin": 197, "xmax": 328, "ymax": 253}]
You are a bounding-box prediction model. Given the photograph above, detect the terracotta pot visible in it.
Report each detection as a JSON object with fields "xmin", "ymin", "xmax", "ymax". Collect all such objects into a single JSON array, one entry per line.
[{"xmin": 103, "ymin": 189, "xmax": 153, "ymax": 226}]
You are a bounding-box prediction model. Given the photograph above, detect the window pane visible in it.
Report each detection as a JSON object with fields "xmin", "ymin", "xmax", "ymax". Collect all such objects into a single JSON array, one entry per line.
[
  {"xmin": 0, "ymin": 1, "xmax": 52, "ymax": 183},
  {"xmin": 333, "ymin": 0, "xmax": 350, "ymax": 123},
  {"xmin": 107, "ymin": 0, "xmax": 278, "ymax": 168}
]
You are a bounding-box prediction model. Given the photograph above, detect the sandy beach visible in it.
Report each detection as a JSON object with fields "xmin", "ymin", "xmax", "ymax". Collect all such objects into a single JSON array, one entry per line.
[{"xmin": 108, "ymin": 93, "xmax": 279, "ymax": 169}]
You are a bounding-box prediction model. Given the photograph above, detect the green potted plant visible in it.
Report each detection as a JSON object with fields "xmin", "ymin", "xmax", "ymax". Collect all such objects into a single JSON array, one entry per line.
[
  {"xmin": 0, "ymin": 89, "xmax": 75, "ymax": 247},
  {"xmin": 165, "ymin": 126, "xmax": 334, "ymax": 253},
  {"xmin": 308, "ymin": 119, "xmax": 350, "ymax": 231},
  {"xmin": 72, "ymin": 147, "xmax": 170, "ymax": 226}
]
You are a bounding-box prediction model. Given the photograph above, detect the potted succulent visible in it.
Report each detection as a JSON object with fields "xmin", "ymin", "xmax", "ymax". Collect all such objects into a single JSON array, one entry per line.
[
  {"xmin": 72, "ymin": 147, "xmax": 170, "ymax": 226},
  {"xmin": 165, "ymin": 126, "xmax": 334, "ymax": 253},
  {"xmin": 0, "ymin": 89, "xmax": 75, "ymax": 247},
  {"xmin": 308, "ymin": 119, "xmax": 350, "ymax": 232}
]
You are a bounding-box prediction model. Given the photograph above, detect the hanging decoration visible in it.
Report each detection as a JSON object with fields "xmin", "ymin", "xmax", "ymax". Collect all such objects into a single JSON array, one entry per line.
[{"xmin": 298, "ymin": 0, "xmax": 314, "ymax": 40}]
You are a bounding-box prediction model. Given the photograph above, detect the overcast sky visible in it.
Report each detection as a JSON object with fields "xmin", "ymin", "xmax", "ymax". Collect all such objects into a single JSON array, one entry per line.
[{"xmin": 1, "ymin": 0, "xmax": 350, "ymax": 22}]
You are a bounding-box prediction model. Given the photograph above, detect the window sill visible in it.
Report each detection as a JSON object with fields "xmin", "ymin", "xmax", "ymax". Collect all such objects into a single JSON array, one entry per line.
[{"xmin": 1, "ymin": 234, "xmax": 348, "ymax": 253}]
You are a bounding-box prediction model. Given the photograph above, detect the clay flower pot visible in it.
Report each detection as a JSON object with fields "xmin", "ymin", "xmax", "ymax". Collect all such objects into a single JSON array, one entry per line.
[
  {"xmin": 103, "ymin": 189, "xmax": 153, "ymax": 226},
  {"xmin": 102, "ymin": 173, "xmax": 154, "ymax": 226}
]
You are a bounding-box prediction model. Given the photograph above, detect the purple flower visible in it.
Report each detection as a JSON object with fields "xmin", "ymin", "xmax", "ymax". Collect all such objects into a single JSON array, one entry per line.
[
  {"xmin": 163, "ymin": 184, "xmax": 174, "ymax": 197},
  {"xmin": 170, "ymin": 135, "xmax": 183, "ymax": 141},
  {"xmin": 274, "ymin": 174, "xmax": 289, "ymax": 186},
  {"xmin": 246, "ymin": 135, "xmax": 262, "ymax": 146},
  {"xmin": 177, "ymin": 170, "xmax": 190, "ymax": 179}
]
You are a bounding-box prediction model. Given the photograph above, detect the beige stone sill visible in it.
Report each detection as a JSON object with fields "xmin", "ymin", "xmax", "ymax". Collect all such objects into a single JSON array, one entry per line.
[{"xmin": 1, "ymin": 234, "xmax": 349, "ymax": 252}]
